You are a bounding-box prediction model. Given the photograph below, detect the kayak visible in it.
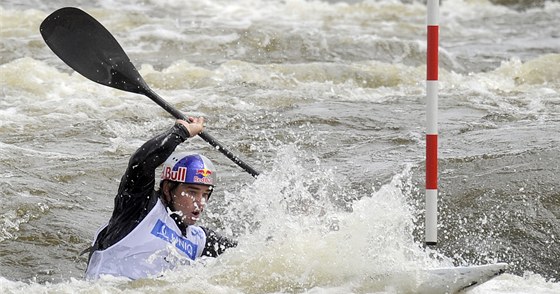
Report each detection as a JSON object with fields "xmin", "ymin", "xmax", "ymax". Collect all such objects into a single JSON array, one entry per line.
[{"xmin": 419, "ymin": 263, "xmax": 507, "ymax": 293}]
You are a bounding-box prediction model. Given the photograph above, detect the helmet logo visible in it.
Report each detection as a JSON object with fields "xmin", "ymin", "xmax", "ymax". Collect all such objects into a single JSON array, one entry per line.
[
  {"xmin": 162, "ymin": 166, "xmax": 187, "ymax": 182},
  {"xmin": 193, "ymin": 168, "xmax": 213, "ymax": 185},
  {"xmin": 197, "ymin": 168, "xmax": 212, "ymax": 177}
]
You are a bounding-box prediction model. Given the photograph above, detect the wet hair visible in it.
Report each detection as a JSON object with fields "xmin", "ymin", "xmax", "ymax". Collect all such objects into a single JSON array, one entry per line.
[{"xmin": 160, "ymin": 180, "xmax": 181, "ymax": 195}]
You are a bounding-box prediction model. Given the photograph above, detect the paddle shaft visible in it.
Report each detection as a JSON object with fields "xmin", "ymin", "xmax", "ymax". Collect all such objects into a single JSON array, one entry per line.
[{"xmin": 143, "ymin": 88, "xmax": 260, "ymax": 178}]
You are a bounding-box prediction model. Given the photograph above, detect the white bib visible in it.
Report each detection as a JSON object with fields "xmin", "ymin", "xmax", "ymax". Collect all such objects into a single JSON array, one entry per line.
[{"xmin": 85, "ymin": 199, "xmax": 206, "ymax": 280}]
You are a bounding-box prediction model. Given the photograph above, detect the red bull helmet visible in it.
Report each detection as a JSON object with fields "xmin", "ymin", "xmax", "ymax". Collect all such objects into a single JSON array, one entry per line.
[{"xmin": 161, "ymin": 152, "xmax": 216, "ymax": 187}]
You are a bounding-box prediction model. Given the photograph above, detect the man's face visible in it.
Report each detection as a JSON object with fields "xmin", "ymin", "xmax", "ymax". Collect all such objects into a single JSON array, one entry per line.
[{"xmin": 169, "ymin": 183, "xmax": 211, "ymax": 226}]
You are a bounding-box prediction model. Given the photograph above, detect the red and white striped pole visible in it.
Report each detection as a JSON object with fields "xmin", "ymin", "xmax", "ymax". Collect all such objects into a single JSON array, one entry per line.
[{"xmin": 426, "ymin": 0, "xmax": 439, "ymax": 246}]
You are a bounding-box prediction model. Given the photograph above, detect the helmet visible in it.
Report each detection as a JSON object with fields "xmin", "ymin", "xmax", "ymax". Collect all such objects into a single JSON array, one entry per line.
[{"xmin": 160, "ymin": 152, "xmax": 216, "ymax": 186}]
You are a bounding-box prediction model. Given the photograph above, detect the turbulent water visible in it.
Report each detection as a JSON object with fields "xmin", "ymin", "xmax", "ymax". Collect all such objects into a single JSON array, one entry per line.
[{"xmin": 1, "ymin": 0, "xmax": 559, "ymax": 293}]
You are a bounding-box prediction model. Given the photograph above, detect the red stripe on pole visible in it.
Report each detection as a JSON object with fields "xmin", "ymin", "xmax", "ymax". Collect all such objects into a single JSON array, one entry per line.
[
  {"xmin": 427, "ymin": 25, "xmax": 439, "ymax": 81},
  {"xmin": 426, "ymin": 134, "xmax": 438, "ymax": 189}
]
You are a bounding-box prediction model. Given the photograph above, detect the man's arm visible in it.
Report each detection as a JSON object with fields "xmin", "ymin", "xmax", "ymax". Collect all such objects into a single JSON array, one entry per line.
[{"xmin": 117, "ymin": 123, "xmax": 190, "ymax": 196}]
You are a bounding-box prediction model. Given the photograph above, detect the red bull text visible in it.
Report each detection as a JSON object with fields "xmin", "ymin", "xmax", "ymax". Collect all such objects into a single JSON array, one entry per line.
[{"xmin": 162, "ymin": 166, "xmax": 187, "ymax": 182}]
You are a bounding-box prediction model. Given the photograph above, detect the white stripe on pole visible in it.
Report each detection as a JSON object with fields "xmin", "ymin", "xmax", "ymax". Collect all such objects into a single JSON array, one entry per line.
[
  {"xmin": 427, "ymin": 0, "xmax": 439, "ymax": 25},
  {"xmin": 426, "ymin": 189, "xmax": 438, "ymax": 243}
]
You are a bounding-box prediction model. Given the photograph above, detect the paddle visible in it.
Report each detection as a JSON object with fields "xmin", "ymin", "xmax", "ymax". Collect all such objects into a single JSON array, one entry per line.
[{"xmin": 40, "ymin": 7, "xmax": 260, "ymax": 178}]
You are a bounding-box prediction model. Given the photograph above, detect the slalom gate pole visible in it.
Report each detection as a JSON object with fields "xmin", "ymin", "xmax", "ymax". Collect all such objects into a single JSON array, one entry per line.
[{"xmin": 425, "ymin": 0, "xmax": 439, "ymax": 246}]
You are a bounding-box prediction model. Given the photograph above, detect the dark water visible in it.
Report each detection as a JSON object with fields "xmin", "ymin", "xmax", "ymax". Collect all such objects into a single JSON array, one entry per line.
[{"xmin": 1, "ymin": 0, "xmax": 559, "ymax": 293}]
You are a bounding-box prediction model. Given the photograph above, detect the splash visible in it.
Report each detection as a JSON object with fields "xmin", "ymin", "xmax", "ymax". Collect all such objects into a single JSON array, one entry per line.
[{"xmin": 198, "ymin": 145, "xmax": 445, "ymax": 293}]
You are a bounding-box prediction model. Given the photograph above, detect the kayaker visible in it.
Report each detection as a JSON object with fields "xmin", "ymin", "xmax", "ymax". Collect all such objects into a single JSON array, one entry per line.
[{"xmin": 84, "ymin": 117, "xmax": 237, "ymax": 280}]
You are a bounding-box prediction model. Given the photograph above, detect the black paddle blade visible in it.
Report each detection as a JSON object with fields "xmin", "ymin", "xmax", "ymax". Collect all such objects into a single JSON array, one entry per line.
[{"xmin": 40, "ymin": 7, "xmax": 149, "ymax": 94}]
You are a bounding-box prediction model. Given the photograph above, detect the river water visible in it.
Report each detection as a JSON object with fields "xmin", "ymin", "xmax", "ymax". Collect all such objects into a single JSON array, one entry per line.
[{"xmin": 1, "ymin": 0, "xmax": 559, "ymax": 293}]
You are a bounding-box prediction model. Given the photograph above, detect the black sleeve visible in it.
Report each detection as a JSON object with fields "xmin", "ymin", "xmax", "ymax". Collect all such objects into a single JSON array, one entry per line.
[
  {"xmin": 117, "ymin": 123, "xmax": 191, "ymax": 196},
  {"xmin": 201, "ymin": 227, "xmax": 238, "ymax": 257},
  {"xmin": 92, "ymin": 123, "xmax": 190, "ymax": 252}
]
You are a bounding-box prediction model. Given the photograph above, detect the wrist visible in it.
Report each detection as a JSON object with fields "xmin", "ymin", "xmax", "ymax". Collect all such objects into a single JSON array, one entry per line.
[{"xmin": 175, "ymin": 122, "xmax": 191, "ymax": 139}]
